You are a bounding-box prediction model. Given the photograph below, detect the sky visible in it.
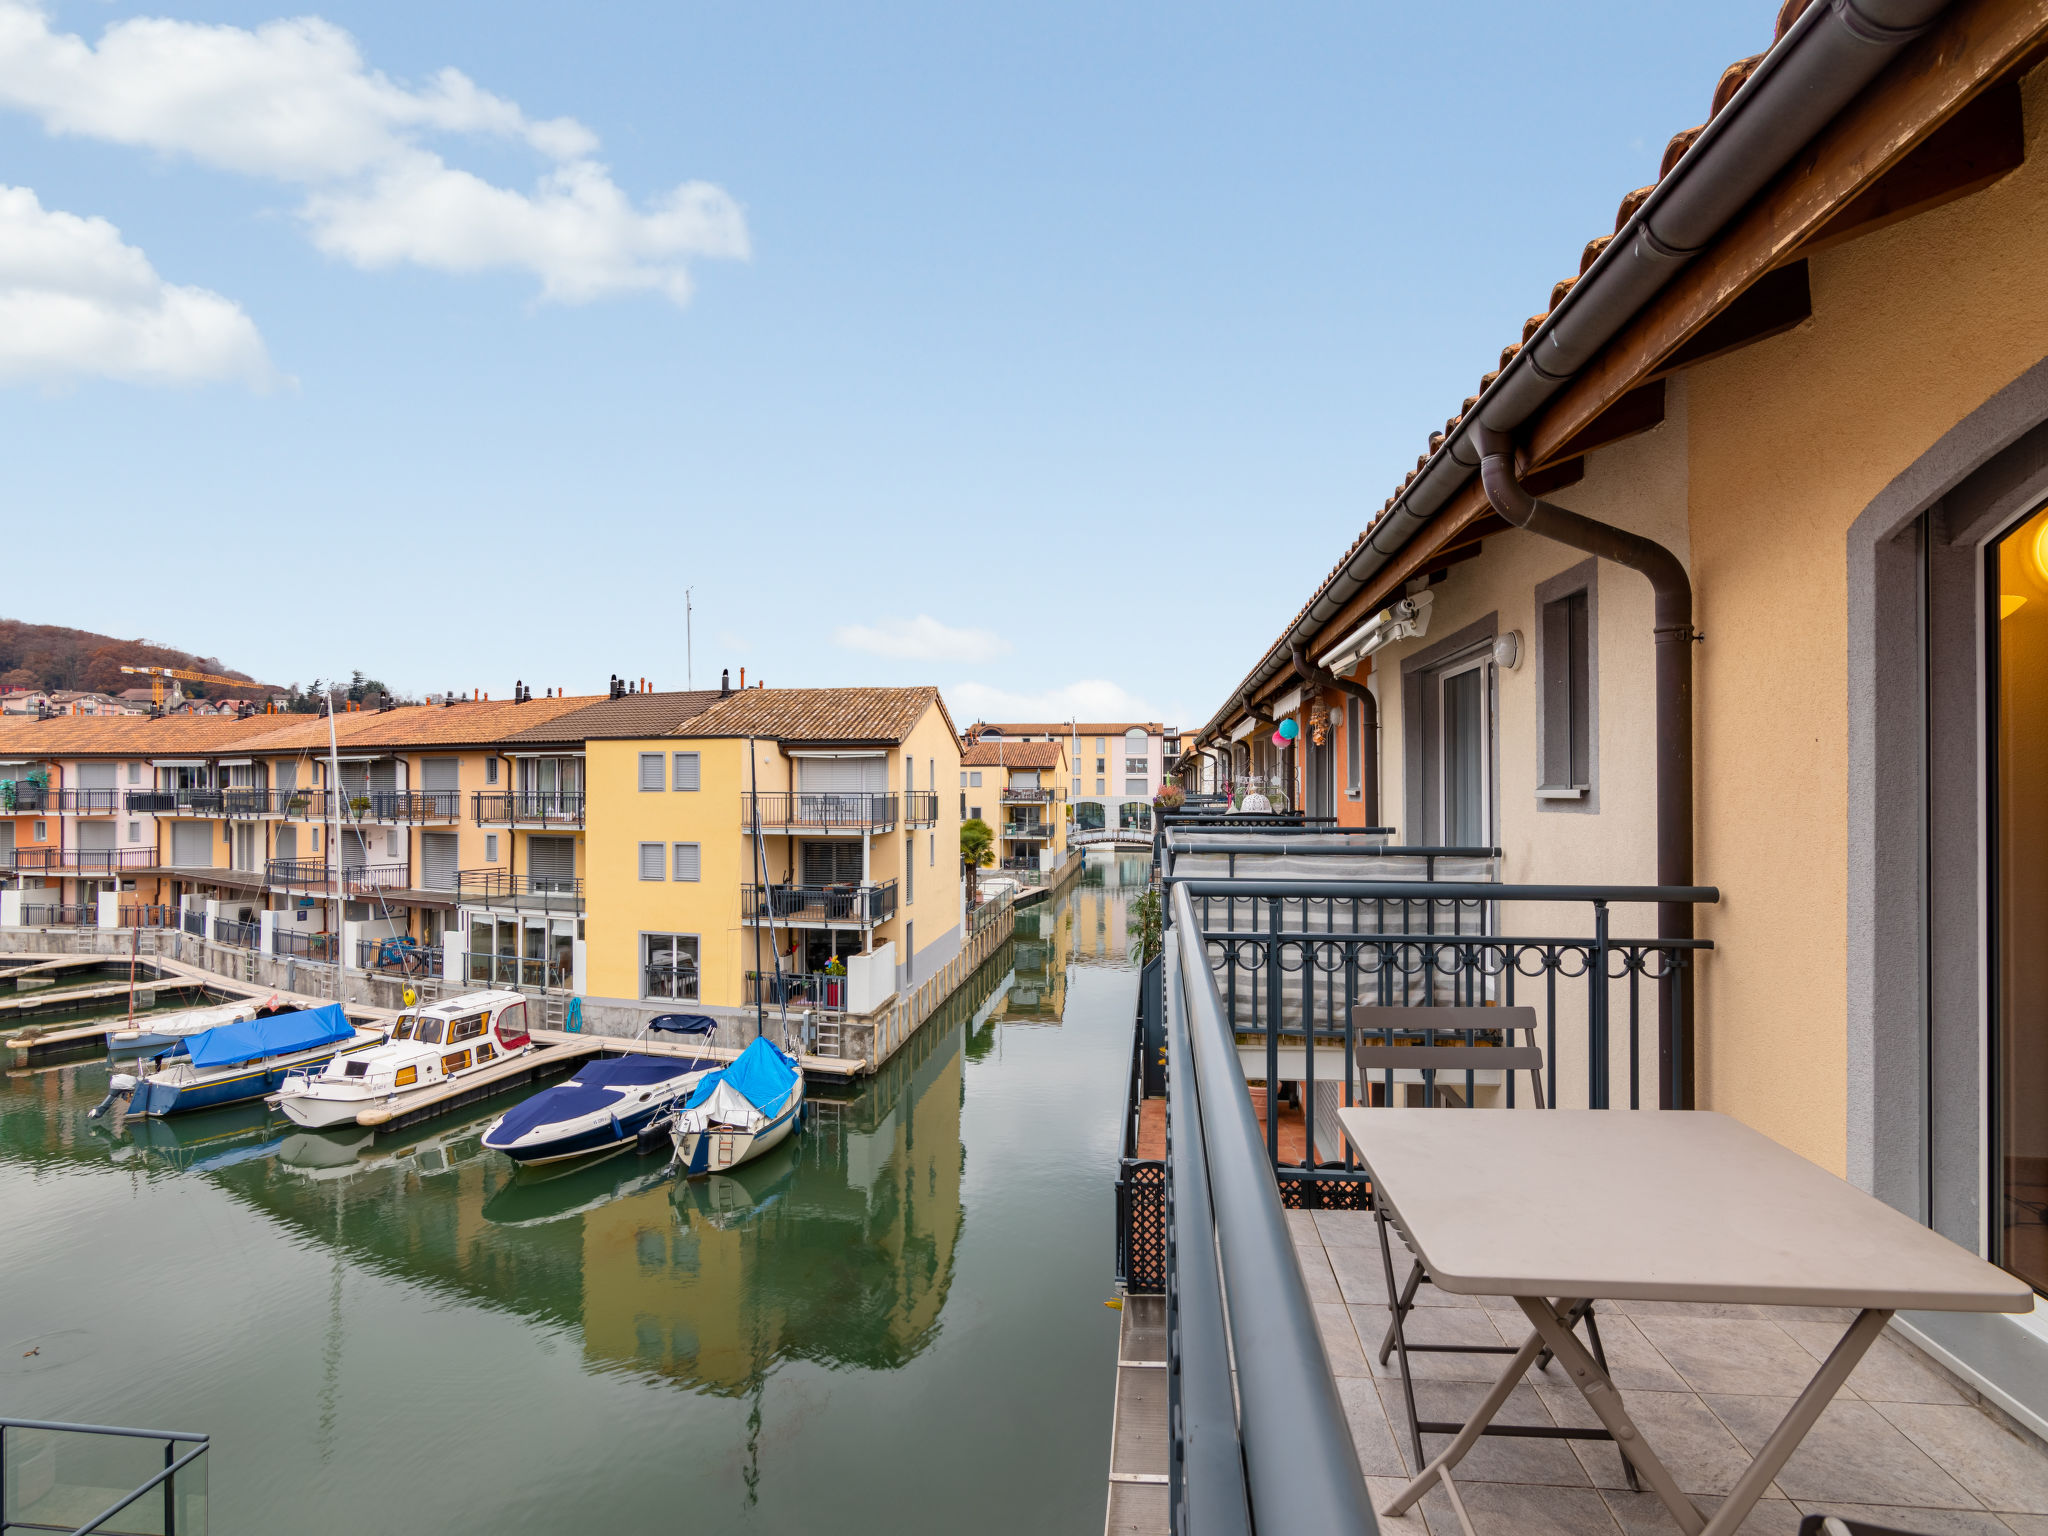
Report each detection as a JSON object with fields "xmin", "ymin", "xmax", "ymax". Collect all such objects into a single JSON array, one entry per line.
[{"xmin": 0, "ymin": 1, "xmax": 1767, "ymax": 729}]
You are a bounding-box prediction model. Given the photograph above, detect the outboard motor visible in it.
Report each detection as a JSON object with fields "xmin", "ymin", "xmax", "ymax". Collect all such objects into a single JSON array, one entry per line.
[{"xmin": 89, "ymin": 1072, "xmax": 137, "ymax": 1121}]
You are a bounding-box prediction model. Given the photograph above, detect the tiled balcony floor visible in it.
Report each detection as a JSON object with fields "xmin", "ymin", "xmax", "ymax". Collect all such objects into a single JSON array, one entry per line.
[{"xmin": 1293, "ymin": 1208, "xmax": 2048, "ymax": 1536}]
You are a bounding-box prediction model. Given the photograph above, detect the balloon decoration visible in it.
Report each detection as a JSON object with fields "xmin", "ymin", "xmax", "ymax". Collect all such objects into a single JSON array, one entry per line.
[
  {"xmin": 1278, "ymin": 717, "xmax": 1300, "ymax": 741},
  {"xmin": 1271, "ymin": 730, "xmax": 1287, "ymax": 747}
]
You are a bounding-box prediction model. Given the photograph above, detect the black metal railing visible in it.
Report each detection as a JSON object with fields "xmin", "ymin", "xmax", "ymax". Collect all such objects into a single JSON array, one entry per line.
[
  {"xmin": 742, "ymin": 792, "xmax": 899, "ymax": 833},
  {"xmin": 904, "ymin": 791, "xmax": 939, "ymax": 826},
  {"xmin": 181, "ymin": 908, "xmax": 205, "ymax": 937},
  {"xmin": 468, "ymin": 951, "xmax": 569, "ymax": 989},
  {"xmin": 743, "ymin": 880, "xmax": 898, "ymax": 925},
  {"xmin": 37, "ymin": 787, "xmax": 121, "ymax": 813},
  {"xmin": 363, "ymin": 790, "xmax": 461, "ymax": 822},
  {"xmin": 12, "ymin": 847, "xmax": 154, "ymax": 873},
  {"xmin": 471, "ymin": 790, "xmax": 585, "ymax": 826},
  {"xmin": 0, "ymin": 1414, "xmax": 208, "ymax": 1536},
  {"xmin": 745, "ymin": 969, "xmax": 848, "ymax": 1012},
  {"xmin": 453, "ymin": 868, "xmax": 585, "ymax": 912},
  {"xmin": 1115, "ymin": 954, "xmax": 1165, "ymax": 1293},
  {"xmin": 1, "ymin": 781, "xmax": 49, "ymax": 811},
  {"xmin": 359, "ymin": 936, "xmax": 442, "ymax": 975},
  {"xmin": 1003, "ymin": 822, "xmax": 1054, "ymax": 841},
  {"xmin": 1000, "ymin": 784, "xmax": 1062, "ymax": 803},
  {"xmin": 20, "ymin": 903, "xmax": 98, "ymax": 926},
  {"xmin": 262, "ymin": 859, "xmax": 409, "ymax": 892},
  {"xmin": 118, "ymin": 903, "xmax": 176, "ymax": 927},
  {"xmin": 211, "ymin": 918, "xmax": 260, "ymax": 949},
  {"xmin": 272, "ymin": 928, "xmax": 338, "ymax": 962}
]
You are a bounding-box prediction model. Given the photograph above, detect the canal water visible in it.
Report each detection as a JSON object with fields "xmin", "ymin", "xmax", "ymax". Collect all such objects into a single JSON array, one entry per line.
[{"xmin": 0, "ymin": 853, "xmax": 1152, "ymax": 1535}]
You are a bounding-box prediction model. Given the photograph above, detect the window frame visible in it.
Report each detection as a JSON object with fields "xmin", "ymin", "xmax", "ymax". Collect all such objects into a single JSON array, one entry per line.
[
  {"xmin": 671, "ymin": 752, "xmax": 700, "ymax": 792},
  {"xmin": 638, "ymin": 752, "xmax": 666, "ymax": 792},
  {"xmin": 638, "ymin": 841, "xmax": 667, "ymax": 880},
  {"xmin": 1533, "ymin": 559, "xmax": 1600, "ymax": 814},
  {"xmin": 672, "ymin": 842, "xmax": 701, "ymax": 882}
]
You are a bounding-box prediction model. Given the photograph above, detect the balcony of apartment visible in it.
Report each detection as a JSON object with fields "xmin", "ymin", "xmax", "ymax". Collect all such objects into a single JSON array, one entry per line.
[
  {"xmin": 742, "ymin": 879, "xmax": 898, "ymax": 928},
  {"xmin": 742, "ymin": 792, "xmax": 900, "ymax": 836},
  {"xmin": 999, "ymin": 784, "xmax": 1063, "ymax": 805},
  {"xmin": 904, "ymin": 790, "xmax": 939, "ymax": 827},
  {"xmin": 356, "ymin": 791, "xmax": 462, "ymax": 825},
  {"xmin": 1, "ymin": 782, "xmax": 48, "ymax": 812},
  {"xmin": 36, "ymin": 788, "xmax": 121, "ymax": 814},
  {"xmin": 744, "ymin": 969, "xmax": 846, "ymax": 1013},
  {"xmin": 1002, "ymin": 820, "xmax": 1055, "ymax": 843},
  {"xmin": 452, "ymin": 868, "xmax": 585, "ymax": 914},
  {"xmin": 126, "ymin": 787, "xmax": 322, "ymax": 819},
  {"xmin": 12, "ymin": 847, "xmax": 155, "ymax": 875},
  {"xmin": 472, "ymin": 791, "xmax": 585, "ymax": 828},
  {"xmin": 261, "ymin": 858, "xmax": 410, "ymax": 895}
]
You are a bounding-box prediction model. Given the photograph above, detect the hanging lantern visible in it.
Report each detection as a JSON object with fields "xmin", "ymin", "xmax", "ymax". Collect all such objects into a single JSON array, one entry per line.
[
  {"xmin": 1309, "ymin": 703, "xmax": 1330, "ymax": 746},
  {"xmin": 1271, "ymin": 729, "xmax": 1287, "ymax": 747},
  {"xmin": 1278, "ymin": 717, "xmax": 1299, "ymax": 741}
]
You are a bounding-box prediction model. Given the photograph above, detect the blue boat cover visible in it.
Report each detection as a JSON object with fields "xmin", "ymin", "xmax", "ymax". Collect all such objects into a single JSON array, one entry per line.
[
  {"xmin": 486, "ymin": 1055, "xmax": 707, "ymax": 1144},
  {"xmin": 683, "ymin": 1037, "xmax": 798, "ymax": 1115},
  {"xmin": 179, "ymin": 1004, "xmax": 355, "ymax": 1069},
  {"xmin": 647, "ymin": 1015, "xmax": 717, "ymax": 1036}
]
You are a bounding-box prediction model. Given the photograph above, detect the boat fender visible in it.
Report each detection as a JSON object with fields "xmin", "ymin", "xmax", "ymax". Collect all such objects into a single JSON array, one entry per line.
[
  {"xmin": 609, "ymin": 1112, "xmax": 623, "ymax": 1142},
  {"xmin": 635, "ymin": 1114, "xmax": 670, "ymax": 1156}
]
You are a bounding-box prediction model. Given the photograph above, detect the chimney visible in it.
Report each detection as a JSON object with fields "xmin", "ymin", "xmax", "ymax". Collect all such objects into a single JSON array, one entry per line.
[
  {"xmin": 739, "ymin": 667, "xmax": 745, "ymax": 690},
  {"xmin": 720, "ymin": 668, "xmax": 731, "ymax": 698}
]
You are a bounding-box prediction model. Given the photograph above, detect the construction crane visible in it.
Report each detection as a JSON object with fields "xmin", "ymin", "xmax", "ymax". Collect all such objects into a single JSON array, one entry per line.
[{"xmin": 119, "ymin": 664, "xmax": 282, "ymax": 710}]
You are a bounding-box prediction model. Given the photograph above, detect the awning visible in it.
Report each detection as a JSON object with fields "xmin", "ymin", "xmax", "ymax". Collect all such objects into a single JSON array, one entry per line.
[
  {"xmin": 504, "ymin": 750, "xmax": 585, "ymax": 759},
  {"xmin": 786, "ymin": 750, "xmax": 886, "ymax": 758},
  {"xmin": 150, "ymin": 759, "xmax": 209, "ymax": 768}
]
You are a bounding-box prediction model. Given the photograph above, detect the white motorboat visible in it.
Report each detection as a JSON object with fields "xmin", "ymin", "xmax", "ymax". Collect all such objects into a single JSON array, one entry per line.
[
  {"xmin": 668, "ymin": 1036, "xmax": 804, "ymax": 1178},
  {"xmin": 274, "ymin": 990, "xmax": 534, "ymax": 1129}
]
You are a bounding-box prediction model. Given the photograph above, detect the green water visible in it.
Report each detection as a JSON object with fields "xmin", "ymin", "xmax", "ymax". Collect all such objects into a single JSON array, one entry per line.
[{"xmin": 0, "ymin": 854, "xmax": 1152, "ymax": 1534}]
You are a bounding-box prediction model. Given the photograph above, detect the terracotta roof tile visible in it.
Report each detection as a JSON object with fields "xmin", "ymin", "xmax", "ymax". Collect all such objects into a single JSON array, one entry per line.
[
  {"xmin": 960, "ymin": 740, "xmax": 1064, "ymax": 768},
  {"xmin": 0, "ymin": 695, "xmax": 605, "ymax": 757},
  {"xmin": 501, "ymin": 690, "xmax": 724, "ymax": 744},
  {"xmin": 673, "ymin": 687, "xmax": 950, "ymax": 744}
]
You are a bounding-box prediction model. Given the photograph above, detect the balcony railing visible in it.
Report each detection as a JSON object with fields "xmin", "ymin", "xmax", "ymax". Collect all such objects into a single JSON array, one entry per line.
[
  {"xmin": 125, "ymin": 786, "xmax": 326, "ymax": 819},
  {"xmin": 745, "ymin": 969, "xmax": 847, "ymax": 1012},
  {"xmin": 212, "ymin": 917, "xmax": 261, "ymax": 949},
  {"xmin": 472, "ymin": 790, "xmax": 586, "ymax": 826},
  {"xmin": 359, "ymin": 936, "xmax": 443, "ymax": 975},
  {"xmin": 743, "ymin": 791, "xmax": 899, "ymax": 833},
  {"xmin": 743, "ymin": 880, "xmax": 898, "ymax": 925},
  {"xmin": 262, "ymin": 859, "xmax": 410, "ymax": 893},
  {"xmin": 1, "ymin": 782, "xmax": 48, "ymax": 811},
  {"xmin": 453, "ymin": 868, "xmax": 585, "ymax": 913},
  {"xmin": 20, "ymin": 903, "xmax": 97, "ymax": 926},
  {"xmin": 1000, "ymin": 784, "xmax": 1062, "ymax": 803},
  {"xmin": 364, "ymin": 790, "xmax": 461, "ymax": 823},
  {"xmin": 13, "ymin": 847, "xmax": 155, "ymax": 873},
  {"xmin": 904, "ymin": 791, "xmax": 939, "ymax": 826},
  {"xmin": 118, "ymin": 903, "xmax": 176, "ymax": 927},
  {"xmin": 37, "ymin": 787, "xmax": 121, "ymax": 813},
  {"xmin": 1003, "ymin": 822, "xmax": 1054, "ymax": 841},
  {"xmin": 0, "ymin": 1415, "xmax": 208, "ymax": 1536},
  {"xmin": 272, "ymin": 928, "xmax": 338, "ymax": 962}
]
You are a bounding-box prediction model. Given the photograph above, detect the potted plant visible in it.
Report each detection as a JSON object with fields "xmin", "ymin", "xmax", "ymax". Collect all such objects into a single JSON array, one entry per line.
[
  {"xmin": 1153, "ymin": 784, "xmax": 1186, "ymax": 813},
  {"xmin": 348, "ymin": 795, "xmax": 371, "ymax": 815}
]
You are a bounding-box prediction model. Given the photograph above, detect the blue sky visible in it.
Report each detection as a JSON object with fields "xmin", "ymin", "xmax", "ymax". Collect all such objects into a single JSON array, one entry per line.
[{"xmin": 0, "ymin": 1, "xmax": 1764, "ymax": 727}]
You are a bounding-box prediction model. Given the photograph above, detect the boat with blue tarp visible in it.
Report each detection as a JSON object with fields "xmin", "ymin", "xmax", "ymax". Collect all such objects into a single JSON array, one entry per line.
[
  {"xmin": 98, "ymin": 1004, "xmax": 384, "ymax": 1118},
  {"xmin": 482, "ymin": 1046, "xmax": 718, "ymax": 1166},
  {"xmin": 667, "ymin": 1036, "xmax": 804, "ymax": 1177}
]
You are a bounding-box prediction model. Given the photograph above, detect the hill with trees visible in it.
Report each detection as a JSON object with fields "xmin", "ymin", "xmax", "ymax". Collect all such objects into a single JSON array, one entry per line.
[{"xmin": 0, "ymin": 618, "xmax": 254, "ymax": 696}]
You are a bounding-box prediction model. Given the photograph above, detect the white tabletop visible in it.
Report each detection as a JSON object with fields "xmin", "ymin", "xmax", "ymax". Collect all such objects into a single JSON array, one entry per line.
[{"xmin": 1336, "ymin": 1108, "xmax": 2035, "ymax": 1312}]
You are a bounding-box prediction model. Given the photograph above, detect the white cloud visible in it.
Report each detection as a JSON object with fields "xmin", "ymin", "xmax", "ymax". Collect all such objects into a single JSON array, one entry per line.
[
  {"xmin": 945, "ymin": 679, "xmax": 1168, "ymax": 724},
  {"xmin": 0, "ymin": 185, "xmax": 272, "ymax": 387},
  {"xmin": 834, "ymin": 616, "xmax": 1012, "ymax": 665},
  {"xmin": 0, "ymin": 2, "xmax": 747, "ymax": 303}
]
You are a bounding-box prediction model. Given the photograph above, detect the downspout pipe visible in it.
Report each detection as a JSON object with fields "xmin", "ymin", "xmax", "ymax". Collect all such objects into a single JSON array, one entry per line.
[
  {"xmin": 1474, "ymin": 421, "xmax": 1698, "ymax": 1108},
  {"xmin": 1290, "ymin": 644, "xmax": 1380, "ymax": 829}
]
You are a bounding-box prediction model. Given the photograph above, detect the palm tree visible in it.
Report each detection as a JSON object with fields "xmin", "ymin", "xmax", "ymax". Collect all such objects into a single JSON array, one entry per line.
[{"xmin": 960, "ymin": 818, "xmax": 995, "ymax": 904}]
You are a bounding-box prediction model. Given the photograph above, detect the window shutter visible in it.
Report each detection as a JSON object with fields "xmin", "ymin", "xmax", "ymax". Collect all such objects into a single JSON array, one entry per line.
[
  {"xmin": 1346, "ymin": 696, "xmax": 1362, "ymax": 796},
  {"xmin": 673, "ymin": 843, "xmax": 701, "ymax": 881},
  {"xmin": 1540, "ymin": 596, "xmax": 1574, "ymax": 789},
  {"xmin": 639, "ymin": 753, "xmax": 665, "ymax": 792},
  {"xmin": 639, "ymin": 842, "xmax": 666, "ymax": 880},
  {"xmin": 672, "ymin": 752, "xmax": 700, "ymax": 791},
  {"xmin": 1567, "ymin": 590, "xmax": 1592, "ymax": 787}
]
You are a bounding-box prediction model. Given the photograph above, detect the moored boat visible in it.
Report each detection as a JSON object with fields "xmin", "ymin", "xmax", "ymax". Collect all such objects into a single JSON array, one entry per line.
[
  {"xmin": 667, "ymin": 1036, "xmax": 804, "ymax": 1178},
  {"xmin": 97, "ymin": 1003, "xmax": 381, "ymax": 1118},
  {"xmin": 274, "ymin": 990, "xmax": 533, "ymax": 1129},
  {"xmin": 482, "ymin": 1051, "xmax": 717, "ymax": 1165},
  {"xmin": 105, "ymin": 997, "xmax": 267, "ymax": 1057}
]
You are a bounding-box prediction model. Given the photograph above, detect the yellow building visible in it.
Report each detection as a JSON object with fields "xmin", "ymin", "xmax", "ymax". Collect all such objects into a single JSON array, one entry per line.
[
  {"xmin": 582, "ymin": 686, "xmax": 963, "ymax": 1015},
  {"xmin": 957, "ymin": 737, "xmax": 1068, "ymax": 876}
]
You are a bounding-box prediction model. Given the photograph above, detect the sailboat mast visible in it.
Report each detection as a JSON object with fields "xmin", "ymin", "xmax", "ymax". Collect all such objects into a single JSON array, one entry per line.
[{"xmin": 326, "ymin": 691, "xmax": 347, "ymax": 1002}]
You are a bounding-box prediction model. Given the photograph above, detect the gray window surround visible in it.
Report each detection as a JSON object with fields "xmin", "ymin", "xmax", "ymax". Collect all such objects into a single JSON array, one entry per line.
[
  {"xmin": 1534, "ymin": 557, "xmax": 1601, "ymax": 815},
  {"xmin": 1400, "ymin": 612, "xmax": 1498, "ymax": 847},
  {"xmin": 638, "ymin": 753, "xmax": 665, "ymax": 792},
  {"xmin": 1846, "ymin": 353, "xmax": 2048, "ymax": 1436}
]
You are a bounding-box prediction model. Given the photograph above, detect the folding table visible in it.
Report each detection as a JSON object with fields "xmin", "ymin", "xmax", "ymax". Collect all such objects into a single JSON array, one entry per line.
[{"xmin": 1336, "ymin": 1108, "xmax": 2033, "ymax": 1536}]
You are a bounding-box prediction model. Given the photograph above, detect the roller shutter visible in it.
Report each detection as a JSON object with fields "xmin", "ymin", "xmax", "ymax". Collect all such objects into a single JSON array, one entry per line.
[
  {"xmin": 420, "ymin": 832, "xmax": 459, "ymax": 890},
  {"xmin": 528, "ymin": 836, "xmax": 575, "ymax": 885},
  {"xmin": 171, "ymin": 822, "xmax": 213, "ymax": 867}
]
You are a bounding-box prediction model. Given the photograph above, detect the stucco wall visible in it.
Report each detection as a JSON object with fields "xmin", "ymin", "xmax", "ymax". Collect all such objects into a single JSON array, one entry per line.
[{"xmin": 1681, "ymin": 66, "xmax": 2048, "ymax": 1172}]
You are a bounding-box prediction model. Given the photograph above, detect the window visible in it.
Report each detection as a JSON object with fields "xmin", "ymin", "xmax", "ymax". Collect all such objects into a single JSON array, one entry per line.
[
  {"xmin": 449, "ymin": 1014, "xmax": 486, "ymax": 1043},
  {"xmin": 392, "ymin": 1017, "xmax": 416, "ymax": 1041},
  {"xmin": 1095, "ymin": 757, "xmax": 1106, "ymax": 773},
  {"xmin": 1074, "ymin": 778, "xmax": 1081, "ymax": 796},
  {"xmin": 672, "ymin": 752, "xmax": 700, "ymax": 792},
  {"xmin": 416, "ymin": 1018, "xmax": 446, "ymax": 1045},
  {"xmin": 672, "ymin": 842, "xmax": 700, "ymax": 881},
  {"xmin": 639, "ymin": 753, "xmax": 665, "ymax": 792},
  {"xmin": 1095, "ymin": 778, "xmax": 1105, "ymax": 796},
  {"xmin": 1440, "ymin": 660, "xmax": 1490, "ymax": 844},
  {"xmin": 126, "ymin": 762, "xmax": 140, "ymax": 784},
  {"xmin": 969, "ymin": 771, "xmax": 982, "ymax": 787},
  {"xmin": 960, "ymin": 771, "xmax": 967, "ymax": 788},
  {"xmin": 1537, "ymin": 577, "xmax": 1595, "ymax": 802},
  {"xmin": 32, "ymin": 821, "xmax": 44, "ymax": 841},
  {"xmin": 643, "ymin": 933, "xmax": 699, "ymax": 1000},
  {"xmin": 960, "ymin": 793, "xmax": 967, "ymax": 818},
  {"xmin": 929, "ymin": 832, "xmax": 935, "ymax": 866},
  {"xmin": 442, "ymin": 1050, "xmax": 472, "ymax": 1074},
  {"xmin": 1125, "ymin": 758, "xmax": 1148, "ymax": 774},
  {"xmin": 385, "ymin": 829, "xmax": 399, "ymax": 857},
  {"xmin": 1125, "ymin": 778, "xmax": 1147, "ymax": 796},
  {"xmin": 639, "ymin": 842, "xmax": 666, "ymax": 879},
  {"xmin": 394, "ymin": 1065, "xmax": 417, "ymax": 1087},
  {"xmin": 485, "ymin": 758, "xmax": 499, "ymax": 784},
  {"xmin": 906, "ymin": 835, "xmax": 915, "ymax": 904},
  {"xmin": 1095, "ymin": 737, "xmax": 1106, "ymax": 753},
  {"xmin": 969, "ymin": 805, "xmax": 981, "ymax": 821},
  {"xmin": 127, "ymin": 822, "xmax": 140, "ymax": 843},
  {"xmin": 484, "ymin": 833, "xmax": 499, "ymax": 863}
]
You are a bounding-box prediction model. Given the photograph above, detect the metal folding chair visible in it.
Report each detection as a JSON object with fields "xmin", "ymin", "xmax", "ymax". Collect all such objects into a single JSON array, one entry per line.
[{"xmin": 1352, "ymin": 1004, "xmax": 1636, "ymax": 1487}]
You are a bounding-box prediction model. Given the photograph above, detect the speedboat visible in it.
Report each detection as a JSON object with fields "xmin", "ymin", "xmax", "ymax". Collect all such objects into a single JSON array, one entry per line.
[
  {"xmin": 105, "ymin": 997, "xmax": 267, "ymax": 1057},
  {"xmin": 482, "ymin": 1051, "xmax": 717, "ymax": 1165},
  {"xmin": 667, "ymin": 1036, "xmax": 804, "ymax": 1178},
  {"xmin": 97, "ymin": 1003, "xmax": 381, "ymax": 1118},
  {"xmin": 274, "ymin": 990, "xmax": 533, "ymax": 1129}
]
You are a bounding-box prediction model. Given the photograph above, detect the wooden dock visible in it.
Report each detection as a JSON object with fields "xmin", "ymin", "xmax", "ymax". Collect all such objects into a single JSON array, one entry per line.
[
  {"xmin": 527, "ymin": 1028, "xmax": 864, "ymax": 1081},
  {"xmin": 352, "ymin": 1036, "xmax": 604, "ymax": 1130}
]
